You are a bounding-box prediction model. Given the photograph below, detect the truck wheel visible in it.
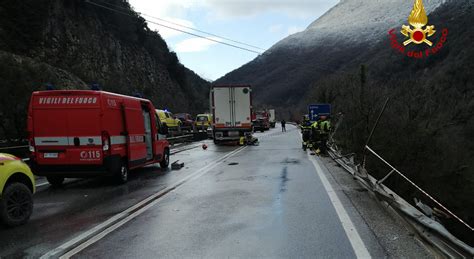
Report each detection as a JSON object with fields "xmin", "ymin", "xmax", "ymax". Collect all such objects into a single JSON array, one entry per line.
[
  {"xmin": 160, "ymin": 149, "xmax": 170, "ymax": 169},
  {"xmin": 0, "ymin": 183, "xmax": 33, "ymax": 227},
  {"xmin": 115, "ymin": 162, "xmax": 128, "ymax": 184},
  {"xmin": 260, "ymin": 129, "xmax": 264, "ymax": 132},
  {"xmin": 47, "ymin": 176, "xmax": 64, "ymax": 187}
]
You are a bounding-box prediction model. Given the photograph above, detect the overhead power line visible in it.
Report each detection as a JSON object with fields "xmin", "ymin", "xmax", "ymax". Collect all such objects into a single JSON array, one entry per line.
[
  {"xmin": 85, "ymin": 0, "xmax": 263, "ymax": 55},
  {"xmin": 94, "ymin": 0, "xmax": 265, "ymax": 51}
]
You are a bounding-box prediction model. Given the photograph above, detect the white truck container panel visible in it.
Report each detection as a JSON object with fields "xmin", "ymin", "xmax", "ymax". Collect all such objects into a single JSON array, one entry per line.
[
  {"xmin": 212, "ymin": 85, "xmax": 252, "ymax": 142},
  {"xmin": 269, "ymin": 109, "xmax": 276, "ymax": 123},
  {"xmin": 213, "ymin": 87, "xmax": 233, "ymax": 127}
]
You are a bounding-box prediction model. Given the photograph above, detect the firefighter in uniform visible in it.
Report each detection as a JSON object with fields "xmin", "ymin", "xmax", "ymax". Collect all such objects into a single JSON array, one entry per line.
[
  {"xmin": 318, "ymin": 115, "xmax": 332, "ymax": 154},
  {"xmin": 300, "ymin": 115, "xmax": 312, "ymax": 150},
  {"xmin": 310, "ymin": 119, "xmax": 321, "ymax": 153}
]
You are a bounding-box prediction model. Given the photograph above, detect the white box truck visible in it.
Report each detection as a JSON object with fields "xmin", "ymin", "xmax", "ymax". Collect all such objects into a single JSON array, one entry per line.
[
  {"xmin": 211, "ymin": 85, "xmax": 252, "ymax": 144},
  {"xmin": 268, "ymin": 109, "xmax": 276, "ymax": 128}
]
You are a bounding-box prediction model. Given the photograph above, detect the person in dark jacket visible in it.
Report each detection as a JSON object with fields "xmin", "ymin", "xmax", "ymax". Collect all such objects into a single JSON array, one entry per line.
[{"xmin": 281, "ymin": 120, "xmax": 286, "ymax": 132}]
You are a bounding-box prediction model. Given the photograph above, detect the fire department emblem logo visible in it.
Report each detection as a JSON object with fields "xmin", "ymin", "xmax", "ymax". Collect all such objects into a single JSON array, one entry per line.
[{"xmin": 401, "ymin": 0, "xmax": 435, "ymax": 46}]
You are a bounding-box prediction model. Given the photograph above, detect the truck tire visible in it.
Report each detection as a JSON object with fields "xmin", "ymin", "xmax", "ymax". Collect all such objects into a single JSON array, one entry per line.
[
  {"xmin": 115, "ymin": 161, "xmax": 128, "ymax": 184},
  {"xmin": 160, "ymin": 148, "xmax": 170, "ymax": 169},
  {"xmin": 47, "ymin": 176, "xmax": 64, "ymax": 187},
  {"xmin": 0, "ymin": 183, "xmax": 33, "ymax": 227}
]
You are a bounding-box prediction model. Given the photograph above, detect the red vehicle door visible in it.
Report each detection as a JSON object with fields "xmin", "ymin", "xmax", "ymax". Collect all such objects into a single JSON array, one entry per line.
[
  {"xmin": 121, "ymin": 100, "xmax": 148, "ymax": 168},
  {"xmin": 152, "ymin": 109, "xmax": 167, "ymax": 161}
]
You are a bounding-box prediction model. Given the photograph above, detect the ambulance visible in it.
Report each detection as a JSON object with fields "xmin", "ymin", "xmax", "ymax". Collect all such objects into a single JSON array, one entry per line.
[{"xmin": 27, "ymin": 90, "xmax": 170, "ymax": 185}]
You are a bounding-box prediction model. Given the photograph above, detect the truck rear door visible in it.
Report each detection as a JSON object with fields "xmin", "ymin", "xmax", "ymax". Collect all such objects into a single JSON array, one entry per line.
[
  {"xmin": 213, "ymin": 87, "xmax": 232, "ymax": 128},
  {"xmin": 232, "ymin": 86, "xmax": 252, "ymax": 128}
]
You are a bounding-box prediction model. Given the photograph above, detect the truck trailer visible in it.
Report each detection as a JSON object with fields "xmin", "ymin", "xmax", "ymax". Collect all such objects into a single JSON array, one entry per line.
[
  {"xmin": 268, "ymin": 109, "xmax": 276, "ymax": 128},
  {"xmin": 211, "ymin": 85, "xmax": 252, "ymax": 144},
  {"xmin": 27, "ymin": 90, "xmax": 170, "ymax": 185}
]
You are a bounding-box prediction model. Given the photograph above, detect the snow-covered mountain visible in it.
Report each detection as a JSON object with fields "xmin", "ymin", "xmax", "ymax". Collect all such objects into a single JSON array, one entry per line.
[
  {"xmin": 274, "ymin": 0, "xmax": 444, "ymax": 50},
  {"xmin": 216, "ymin": 0, "xmax": 446, "ymax": 110}
]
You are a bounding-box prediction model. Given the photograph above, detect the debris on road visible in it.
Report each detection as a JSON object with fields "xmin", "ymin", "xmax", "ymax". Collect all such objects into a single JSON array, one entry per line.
[{"xmin": 171, "ymin": 160, "xmax": 185, "ymax": 170}]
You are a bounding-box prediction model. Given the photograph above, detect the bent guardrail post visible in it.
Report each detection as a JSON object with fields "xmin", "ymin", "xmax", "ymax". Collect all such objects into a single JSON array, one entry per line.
[{"xmin": 376, "ymin": 169, "xmax": 395, "ymax": 185}]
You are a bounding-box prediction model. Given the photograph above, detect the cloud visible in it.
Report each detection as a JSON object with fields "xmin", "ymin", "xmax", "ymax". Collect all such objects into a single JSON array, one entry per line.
[
  {"xmin": 128, "ymin": 0, "xmax": 197, "ymax": 39},
  {"xmin": 269, "ymin": 24, "xmax": 283, "ymax": 33},
  {"xmin": 287, "ymin": 26, "xmax": 304, "ymax": 35},
  {"xmin": 203, "ymin": 0, "xmax": 337, "ymax": 18},
  {"xmin": 175, "ymin": 37, "xmax": 220, "ymax": 53},
  {"xmin": 148, "ymin": 18, "xmax": 195, "ymax": 39},
  {"xmin": 129, "ymin": 0, "xmax": 338, "ymax": 20},
  {"xmin": 128, "ymin": 0, "xmax": 194, "ymax": 17}
]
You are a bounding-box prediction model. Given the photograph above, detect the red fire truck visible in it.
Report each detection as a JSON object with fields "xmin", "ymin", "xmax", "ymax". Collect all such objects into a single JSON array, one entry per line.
[
  {"xmin": 251, "ymin": 110, "xmax": 271, "ymax": 132},
  {"xmin": 27, "ymin": 90, "xmax": 170, "ymax": 185}
]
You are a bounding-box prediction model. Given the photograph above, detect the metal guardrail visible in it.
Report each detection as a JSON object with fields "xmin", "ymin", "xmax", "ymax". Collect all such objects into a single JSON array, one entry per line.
[
  {"xmin": 0, "ymin": 145, "xmax": 28, "ymax": 151},
  {"xmin": 0, "ymin": 133, "xmax": 204, "ymax": 160},
  {"xmin": 365, "ymin": 145, "xmax": 473, "ymax": 232},
  {"xmin": 166, "ymin": 134, "xmax": 194, "ymax": 141},
  {"xmin": 327, "ymin": 143, "xmax": 474, "ymax": 257}
]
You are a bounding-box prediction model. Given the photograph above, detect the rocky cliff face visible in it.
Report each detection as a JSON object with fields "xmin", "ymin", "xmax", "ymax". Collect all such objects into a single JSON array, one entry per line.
[{"xmin": 0, "ymin": 0, "xmax": 209, "ymax": 139}]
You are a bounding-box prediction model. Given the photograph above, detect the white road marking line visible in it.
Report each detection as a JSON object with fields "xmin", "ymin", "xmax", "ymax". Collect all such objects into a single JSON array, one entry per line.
[
  {"xmin": 308, "ymin": 153, "xmax": 372, "ymax": 259},
  {"xmin": 41, "ymin": 146, "xmax": 247, "ymax": 259},
  {"xmin": 35, "ymin": 182, "xmax": 49, "ymax": 187}
]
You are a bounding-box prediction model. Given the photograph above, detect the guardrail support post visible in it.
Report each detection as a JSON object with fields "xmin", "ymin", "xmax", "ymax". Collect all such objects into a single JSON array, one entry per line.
[{"xmin": 377, "ymin": 169, "xmax": 395, "ymax": 185}]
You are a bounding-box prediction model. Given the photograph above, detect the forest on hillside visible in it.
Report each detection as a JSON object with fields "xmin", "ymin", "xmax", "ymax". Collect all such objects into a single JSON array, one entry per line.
[{"xmin": 308, "ymin": 1, "xmax": 473, "ymax": 245}]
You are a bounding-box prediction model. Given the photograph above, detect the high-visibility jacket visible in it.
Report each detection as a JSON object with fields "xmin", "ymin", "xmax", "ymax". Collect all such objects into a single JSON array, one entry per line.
[
  {"xmin": 320, "ymin": 120, "xmax": 331, "ymax": 133},
  {"xmin": 300, "ymin": 120, "xmax": 312, "ymax": 129}
]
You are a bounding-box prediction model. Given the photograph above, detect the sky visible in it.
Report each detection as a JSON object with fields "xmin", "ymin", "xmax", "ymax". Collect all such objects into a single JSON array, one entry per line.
[{"xmin": 127, "ymin": 0, "xmax": 339, "ymax": 81}]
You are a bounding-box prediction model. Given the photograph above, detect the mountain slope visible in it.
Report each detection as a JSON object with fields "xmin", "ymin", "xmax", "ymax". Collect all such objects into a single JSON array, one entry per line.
[
  {"xmin": 0, "ymin": 0, "xmax": 210, "ymax": 140},
  {"xmin": 307, "ymin": 0, "xmax": 474, "ymax": 245},
  {"xmin": 216, "ymin": 0, "xmax": 444, "ymax": 112},
  {"xmin": 218, "ymin": 0, "xmax": 473, "ymax": 245}
]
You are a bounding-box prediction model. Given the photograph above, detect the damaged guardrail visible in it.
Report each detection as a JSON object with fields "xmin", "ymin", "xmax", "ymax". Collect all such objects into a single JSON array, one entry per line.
[
  {"xmin": 326, "ymin": 98, "xmax": 473, "ymax": 258},
  {"xmin": 327, "ymin": 143, "xmax": 473, "ymax": 257}
]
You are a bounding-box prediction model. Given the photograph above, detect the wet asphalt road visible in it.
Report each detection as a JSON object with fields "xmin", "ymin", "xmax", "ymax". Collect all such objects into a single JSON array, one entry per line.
[{"xmin": 0, "ymin": 124, "xmax": 429, "ymax": 258}]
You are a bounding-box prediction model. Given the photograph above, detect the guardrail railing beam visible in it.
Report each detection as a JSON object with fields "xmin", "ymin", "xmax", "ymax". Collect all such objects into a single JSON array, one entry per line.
[{"xmin": 365, "ymin": 145, "xmax": 474, "ymax": 232}]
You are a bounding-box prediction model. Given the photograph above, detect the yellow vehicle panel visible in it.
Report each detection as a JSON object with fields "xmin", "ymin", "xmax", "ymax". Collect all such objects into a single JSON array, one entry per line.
[
  {"xmin": 0, "ymin": 153, "xmax": 35, "ymax": 196},
  {"xmin": 156, "ymin": 109, "xmax": 181, "ymax": 128},
  {"xmin": 195, "ymin": 114, "xmax": 213, "ymax": 128}
]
